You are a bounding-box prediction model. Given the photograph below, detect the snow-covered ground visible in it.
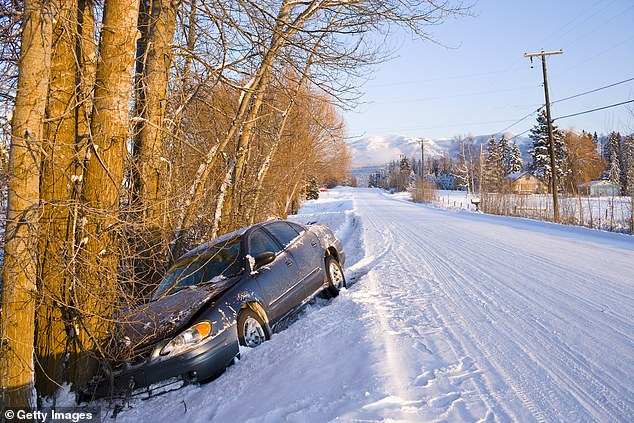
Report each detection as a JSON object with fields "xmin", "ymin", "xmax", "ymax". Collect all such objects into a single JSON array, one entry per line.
[
  {"xmin": 85, "ymin": 187, "xmax": 633, "ymax": 422},
  {"xmin": 432, "ymin": 190, "xmax": 632, "ymax": 232}
]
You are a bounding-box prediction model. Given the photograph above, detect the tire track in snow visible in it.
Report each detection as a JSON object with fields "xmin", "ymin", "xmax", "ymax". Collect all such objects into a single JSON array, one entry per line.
[
  {"xmin": 397, "ymin": 207, "xmax": 632, "ymax": 421},
  {"xmin": 352, "ymin": 194, "xmax": 505, "ymax": 421},
  {"xmin": 351, "ymin": 189, "xmax": 634, "ymax": 422},
  {"xmin": 414, "ymin": 227, "xmax": 634, "ymax": 421}
]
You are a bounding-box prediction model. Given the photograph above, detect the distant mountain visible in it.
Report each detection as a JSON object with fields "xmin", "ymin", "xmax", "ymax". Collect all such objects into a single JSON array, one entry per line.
[{"xmin": 348, "ymin": 133, "xmax": 533, "ymax": 168}]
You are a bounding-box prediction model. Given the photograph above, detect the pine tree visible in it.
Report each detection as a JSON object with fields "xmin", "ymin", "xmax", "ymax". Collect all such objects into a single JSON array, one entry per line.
[
  {"xmin": 624, "ymin": 135, "xmax": 634, "ymax": 195},
  {"xmin": 605, "ymin": 132, "xmax": 626, "ymax": 193},
  {"xmin": 483, "ymin": 136, "xmax": 505, "ymax": 192},
  {"xmin": 508, "ymin": 143, "xmax": 523, "ymax": 173},
  {"xmin": 498, "ymin": 135, "xmax": 510, "ymax": 171},
  {"xmin": 529, "ymin": 109, "xmax": 568, "ymax": 188},
  {"xmin": 397, "ymin": 155, "xmax": 414, "ymax": 191},
  {"xmin": 608, "ymin": 151, "xmax": 621, "ymax": 186},
  {"xmin": 605, "ymin": 131, "xmax": 621, "ymax": 162},
  {"xmin": 305, "ymin": 177, "xmax": 320, "ymax": 200}
]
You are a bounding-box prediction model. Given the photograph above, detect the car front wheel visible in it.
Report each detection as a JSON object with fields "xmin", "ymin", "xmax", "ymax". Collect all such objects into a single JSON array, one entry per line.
[
  {"xmin": 238, "ymin": 309, "xmax": 269, "ymax": 348},
  {"xmin": 325, "ymin": 256, "xmax": 345, "ymax": 298}
]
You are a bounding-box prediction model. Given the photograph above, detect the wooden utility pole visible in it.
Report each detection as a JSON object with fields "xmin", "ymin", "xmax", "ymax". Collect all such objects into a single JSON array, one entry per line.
[
  {"xmin": 418, "ymin": 138, "xmax": 425, "ymax": 199},
  {"xmin": 525, "ymin": 49, "xmax": 563, "ymax": 222}
]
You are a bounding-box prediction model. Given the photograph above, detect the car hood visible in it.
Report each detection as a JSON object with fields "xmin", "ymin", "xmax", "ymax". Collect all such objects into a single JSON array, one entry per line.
[{"xmin": 112, "ymin": 277, "xmax": 239, "ymax": 354}]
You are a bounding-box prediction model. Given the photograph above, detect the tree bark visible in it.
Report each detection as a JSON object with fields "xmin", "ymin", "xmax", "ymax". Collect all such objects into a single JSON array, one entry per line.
[
  {"xmin": 71, "ymin": 0, "xmax": 140, "ymax": 388},
  {"xmin": 0, "ymin": 0, "xmax": 52, "ymax": 408},
  {"xmin": 36, "ymin": 0, "xmax": 81, "ymax": 398},
  {"xmin": 133, "ymin": 0, "xmax": 180, "ymax": 226},
  {"xmin": 178, "ymin": 0, "xmax": 324, "ymax": 234}
]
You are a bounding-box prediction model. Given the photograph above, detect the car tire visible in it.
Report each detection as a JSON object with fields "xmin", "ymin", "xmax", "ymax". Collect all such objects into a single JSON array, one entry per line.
[
  {"xmin": 325, "ymin": 256, "xmax": 346, "ymax": 298},
  {"xmin": 237, "ymin": 308, "xmax": 270, "ymax": 348}
]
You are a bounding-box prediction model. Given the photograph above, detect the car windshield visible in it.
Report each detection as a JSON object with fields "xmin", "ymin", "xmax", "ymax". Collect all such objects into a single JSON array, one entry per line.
[{"xmin": 152, "ymin": 238, "xmax": 243, "ymax": 300}]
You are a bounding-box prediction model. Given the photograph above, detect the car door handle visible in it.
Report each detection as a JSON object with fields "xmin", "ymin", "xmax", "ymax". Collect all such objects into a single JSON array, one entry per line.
[
  {"xmin": 285, "ymin": 260, "xmax": 293, "ymax": 267},
  {"xmin": 311, "ymin": 240, "xmax": 318, "ymax": 248}
]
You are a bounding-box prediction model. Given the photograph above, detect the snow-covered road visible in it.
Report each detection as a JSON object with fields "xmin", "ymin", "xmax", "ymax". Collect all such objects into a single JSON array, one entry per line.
[{"xmin": 113, "ymin": 188, "xmax": 634, "ymax": 422}]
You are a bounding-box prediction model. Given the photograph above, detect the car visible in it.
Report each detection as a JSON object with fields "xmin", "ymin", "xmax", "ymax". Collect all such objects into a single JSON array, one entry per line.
[{"xmin": 86, "ymin": 220, "xmax": 345, "ymax": 399}]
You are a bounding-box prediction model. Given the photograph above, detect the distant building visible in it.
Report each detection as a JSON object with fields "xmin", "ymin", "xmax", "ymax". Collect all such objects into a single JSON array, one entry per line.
[
  {"xmin": 507, "ymin": 171, "xmax": 548, "ymax": 195},
  {"xmin": 578, "ymin": 180, "xmax": 621, "ymax": 197}
]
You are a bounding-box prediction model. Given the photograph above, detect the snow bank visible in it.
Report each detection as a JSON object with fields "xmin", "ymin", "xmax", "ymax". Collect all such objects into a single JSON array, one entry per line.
[{"xmin": 96, "ymin": 188, "xmax": 370, "ymax": 421}]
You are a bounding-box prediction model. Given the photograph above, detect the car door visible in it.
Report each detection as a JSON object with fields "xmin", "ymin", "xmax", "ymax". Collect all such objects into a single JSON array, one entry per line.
[
  {"xmin": 248, "ymin": 227, "xmax": 300, "ymax": 321},
  {"xmin": 265, "ymin": 221, "xmax": 325, "ymax": 298}
]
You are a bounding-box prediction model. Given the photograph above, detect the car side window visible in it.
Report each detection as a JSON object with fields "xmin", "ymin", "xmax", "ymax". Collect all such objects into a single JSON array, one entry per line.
[
  {"xmin": 287, "ymin": 222, "xmax": 304, "ymax": 234},
  {"xmin": 266, "ymin": 222, "xmax": 300, "ymax": 248},
  {"xmin": 248, "ymin": 228, "xmax": 282, "ymax": 257}
]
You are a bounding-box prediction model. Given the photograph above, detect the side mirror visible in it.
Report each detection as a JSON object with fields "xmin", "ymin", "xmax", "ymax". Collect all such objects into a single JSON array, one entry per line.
[{"xmin": 253, "ymin": 252, "xmax": 275, "ymax": 270}]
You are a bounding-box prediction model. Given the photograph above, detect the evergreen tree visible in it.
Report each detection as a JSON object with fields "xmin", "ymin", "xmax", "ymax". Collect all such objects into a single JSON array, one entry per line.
[
  {"xmin": 305, "ymin": 177, "xmax": 320, "ymax": 200},
  {"xmin": 623, "ymin": 135, "xmax": 634, "ymax": 194},
  {"xmin": 397, "ymin": 154, "xmax": 414, "ymax": 191},
  {"xmin": 498, "ymin": 135, "xmax": 511, "ymax": 171},
  {"xmin": 529, "ymin": 109, "xmax": 568, "ymax": 187},
  {"xmin": 605, "ymin": 131, "xmax": 628, "ymax": 193},
  {"xmin": 483, "ymin": 136, "xmax": 505, "ymax": 191},
  {"xmin": 593, "ymin": 132, "xmax": 600, "ymax": 157},
  {"xmin": 608, "ymin": 151, "xmax": 621, "ymax": 187},
  {"xmin": 508, "ymin": 142, "xmax": 523, "ymax": 173},
  {"xmin": 605, "ymin": 131, "xmax": 621, "ymax": 162}
]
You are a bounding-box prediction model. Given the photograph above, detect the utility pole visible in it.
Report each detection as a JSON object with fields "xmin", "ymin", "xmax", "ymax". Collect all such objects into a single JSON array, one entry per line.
[
  {"xmin": 419, "ymin": 138, "xmax": 425, "ymax": 199},
  {"xmin": 525, "ymin": 49, "xmax": 563, "ymax": 222}
]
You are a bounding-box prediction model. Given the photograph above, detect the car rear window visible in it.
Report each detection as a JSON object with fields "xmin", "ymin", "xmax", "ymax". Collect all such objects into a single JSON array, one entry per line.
[{"xmin": 266, "ymin": 222, "xmax": 301, "ymax": 248}]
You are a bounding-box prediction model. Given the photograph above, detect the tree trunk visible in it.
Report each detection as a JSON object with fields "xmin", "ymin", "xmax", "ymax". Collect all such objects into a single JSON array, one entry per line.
[
  {"xmin": 36, "ymin": 0, "xmax": 81, "ymax": 398},
  {"xmin": 133, "ymin": 0, "xmax": 180, "ymax": 226},
  {"xmin": 71, "ymin": 0, "xmax": 140, "ymax": 388},
  {"xmin": 221, "ymin": 1, "xmax": 293, "ymax": 231},
  {"xmin": 177, "ymin": 0, "xmax": 324, "ymax": 234},
  {"xmin": 0, "ymin": 0, "xmax": 52, "ymax": 408}
]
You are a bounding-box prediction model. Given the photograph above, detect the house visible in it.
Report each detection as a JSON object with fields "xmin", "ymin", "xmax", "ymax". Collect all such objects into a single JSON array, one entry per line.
[
  {"xmin": 578, "ymin": 180, "xmax": 621, "ymax": 197},
  {"xmin": 507, "ymin": 171, "xmax": 548, "ymax": 195}
]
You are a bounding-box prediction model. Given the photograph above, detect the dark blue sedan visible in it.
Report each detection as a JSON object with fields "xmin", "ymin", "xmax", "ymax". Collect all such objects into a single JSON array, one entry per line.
[{"xmin": 88, "ymin": 220, "xmax": 345, "ymax": 399}]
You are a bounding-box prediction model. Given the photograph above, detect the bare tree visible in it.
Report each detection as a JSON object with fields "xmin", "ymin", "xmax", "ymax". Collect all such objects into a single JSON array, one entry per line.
[
  {"xmin": 73, "ymin": 0, "xmax": 141, "ymax": 387},
  {"xmin": 133, "ymin": 0, "xmax": 182, "ymax": 225},
  {"xmin": 1, "ymin": 0, "xmax": 52, "ymax": 408}
]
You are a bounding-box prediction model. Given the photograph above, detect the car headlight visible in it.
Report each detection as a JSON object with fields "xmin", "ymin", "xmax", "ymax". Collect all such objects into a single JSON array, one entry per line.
[{"xmin": 160, "ymin": 321, "xmax": 213, "ymax": 356}]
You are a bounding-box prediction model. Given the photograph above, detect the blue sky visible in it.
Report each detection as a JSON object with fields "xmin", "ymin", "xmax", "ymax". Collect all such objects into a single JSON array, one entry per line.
[{"xmin": 343, "ymin": 0, "xmax": 634, "ymax": 140}]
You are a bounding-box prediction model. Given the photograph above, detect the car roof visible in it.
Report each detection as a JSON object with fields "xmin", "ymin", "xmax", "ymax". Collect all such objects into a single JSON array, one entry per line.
[
  {"xmin": 178, "ymin": 220, "xmax": 291, "ymax": 260},
  {"xmin": 178, "ymin": 220, "xmax": 307, "ymax": 261},
  {"xmin": 178, "ymin": 224, "xmax": 257, "ymax": 260}
]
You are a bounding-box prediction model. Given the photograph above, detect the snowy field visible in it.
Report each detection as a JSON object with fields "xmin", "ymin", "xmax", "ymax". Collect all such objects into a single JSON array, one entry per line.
[
  {"xmin": 71, "ymin": 187, "xmax": 633, "ymax": 422},
  {"xmin": 434, "ymin": 189, "xmax": 633, "ymax": 232}
]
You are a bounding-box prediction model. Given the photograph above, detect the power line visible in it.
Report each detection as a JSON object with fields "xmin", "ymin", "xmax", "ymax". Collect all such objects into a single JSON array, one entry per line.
[
  {"xmin": 364, "ymin": 70, "xmax": 515, "ymax": 88},
  {"xmin": 553, "ymin": 34, "xmax": 634, "ymax": 78},
  {"xmin": 552, "ymin": 77, "xmax": 634, "ymax": 105},
  {"xmin": 490, "ymin": 76, "xmax": 634, "ymax": 139},
  {"xmin": 506, "ymin": 128, "xmax": 532, "ymax": 143},
  {"xmin": 493, "ymin": 109, "xmax": 539, "ymax": 137},
  {"xmin": 369, "ymin": 85, "xmax": 537, "ymax": 105},
  {"xmin": 553, "ymin": 99, "xmax": 634, "ymax": 121}
]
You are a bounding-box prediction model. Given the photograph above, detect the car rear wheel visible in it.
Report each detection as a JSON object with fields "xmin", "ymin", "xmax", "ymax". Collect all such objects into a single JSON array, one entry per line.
[
  {"xmin": 325, "ymin": 256, "xmax": 345, "ymax": 298},
  {"xmin": 238, "ymin": 309, "xmax": 269, "ymax": 348}
]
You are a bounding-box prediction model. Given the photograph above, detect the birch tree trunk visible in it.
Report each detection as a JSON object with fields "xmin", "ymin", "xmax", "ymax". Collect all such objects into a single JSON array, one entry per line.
[
  {"xmin": 0, "ymin": 0, "xmax": 52, "ymax": 408},
  {"xmin": 72, "ymin": 0, "xmax": 140, "ymax": 387},
  {"xmin": 179, "ymin": 0, "xmax": 325, "ymax": 235}
]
